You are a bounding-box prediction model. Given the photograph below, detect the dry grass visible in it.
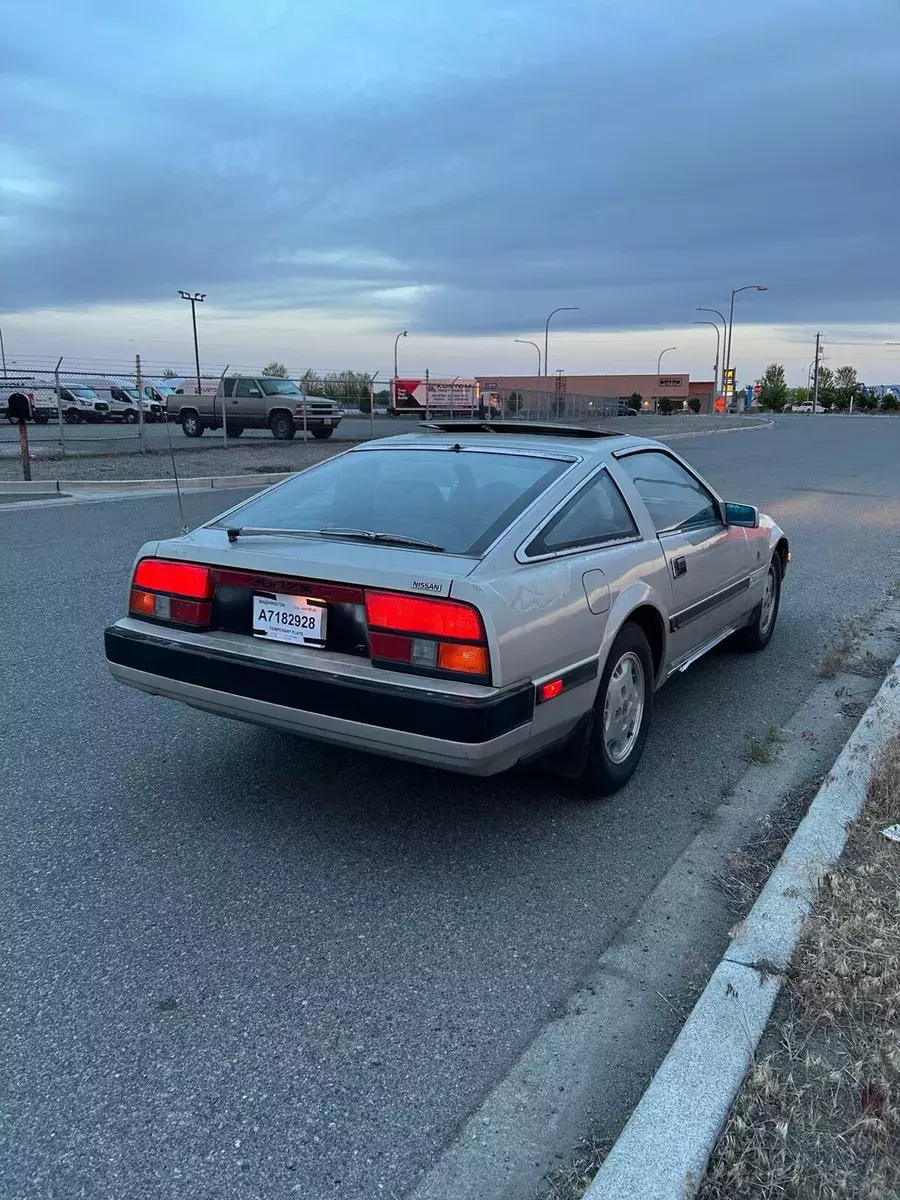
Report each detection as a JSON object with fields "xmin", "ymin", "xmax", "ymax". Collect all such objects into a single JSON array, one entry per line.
[
  {"xmin": 538, "ymin": 1133, "xmax": 612, "ymax": 1200},
  {"xmin": 747, "ymin": 725, "xmax": 787, "ymax": 766},
  {"xmin": 816, "ymin": 614, "xmax": 871, "ymax": 678},
  {"xmin": 713, "ymin": 775, "xmax": 823, "ymax": 917},
  {"xmin": 699, "ymin": 732, "xmax": 900, "ymax": 1199}
]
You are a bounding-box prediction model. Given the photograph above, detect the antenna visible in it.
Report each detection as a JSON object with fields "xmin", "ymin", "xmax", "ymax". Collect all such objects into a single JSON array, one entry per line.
[{"xmin": 163, "ymin": 400, "xmax": 188, "ymax": 534}]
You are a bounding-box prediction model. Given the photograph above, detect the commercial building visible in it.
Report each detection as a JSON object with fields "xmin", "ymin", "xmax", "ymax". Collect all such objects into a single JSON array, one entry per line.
[{"xmin": 476, "ymin": 374, "xmax": 717, "ymax": 414}]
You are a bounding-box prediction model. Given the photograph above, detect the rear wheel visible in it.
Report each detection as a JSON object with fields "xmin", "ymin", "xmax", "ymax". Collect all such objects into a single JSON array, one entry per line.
[
  {"xmin": 181, "ymin": 411, "xmax": 204, "ymax": 438},
  {"xmin": 64, "ymin": 409, "xmax": 80, "ymax": 424},
  {"xmin": 226, "ymin": 423, "xmax": 244, "ymax": 437},
  {"xmin": 34, "ymin": 412, "xmax": 50, "ymax": 424},
  {"xmin": 311, "ymin": 425, "xmax": 335, "ymax": 440},
  {"xmin": 271, "ymin": 412, "xmax": 295, "ymax": 440},
  {"xmin": 123, "ymin": 408, "xmax": 138, "ymax": 424},
  {"xmin": 580, "ymin": 623, "xmax": 653, "ymax": 795},
  {"xmin": 736, "ymin": 554, "xmax": 781, "ymax": 652}
]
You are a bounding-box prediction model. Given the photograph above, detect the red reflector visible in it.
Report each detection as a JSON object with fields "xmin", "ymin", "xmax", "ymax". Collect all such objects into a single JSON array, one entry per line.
[
  {"xmin": 133, "ymin": 559, "xmax": 212, "ymax": 599},
  {"xmin": 366, "ymin": 591, "xmax": 484, "ymax": 641},
  {"xmin": 369, "ymin": 631, "xmax": 412, "ymax": 663},
  {"xmin": 539, "ymin": 678, "xmax": 564, "ymax": 703}
]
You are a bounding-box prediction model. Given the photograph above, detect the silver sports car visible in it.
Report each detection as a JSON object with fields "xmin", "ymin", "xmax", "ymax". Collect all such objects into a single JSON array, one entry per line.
[{"xmin": 105, "ymin": 422, "xmax": 788, "ymax": 793}]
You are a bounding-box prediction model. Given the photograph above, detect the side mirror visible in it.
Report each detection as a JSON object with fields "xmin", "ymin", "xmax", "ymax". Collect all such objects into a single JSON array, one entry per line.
[
  {"xmin": 724, "ymin": 502, "xmax": 759, "ymax": 528},
  {"xmin": 249, "ymin": 387, "xmax": 261, "ymax": 397}
]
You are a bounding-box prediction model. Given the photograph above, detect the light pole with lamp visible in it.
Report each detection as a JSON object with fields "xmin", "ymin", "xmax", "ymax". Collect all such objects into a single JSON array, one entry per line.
[
  {"xmin": 393, "ymin": 330, "xmax": 408, "ymax": 381},
  {"xmin": 656, "ymin": 347, "xmax": 676, "ymax": 413},
  {"xmin": 177, "ymin": 290, "xmax": 206, "ymax": 395},
  {"xmin": 514, "ymin": 339, "xmax": 541, "ymax": 376},
  {"xmin": 693, "ymin": 322, "xmax": 720, "ymax": 408},
  {"xmin": 724, "ymin": 285, "xmax": 767, "ymax": 403},
  {"xmin": 696, "ymin": 306, "xmax": 727, "ymax": 396},
  {"xmin": 543, "ymin": 307, "xmax": 578, "ymax": 376}
]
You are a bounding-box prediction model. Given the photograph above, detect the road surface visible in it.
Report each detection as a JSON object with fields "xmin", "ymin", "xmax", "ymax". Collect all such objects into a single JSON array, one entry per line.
[{"xmin": 2, "ymin": 415, "xmax": 899, "ymax": 1199}]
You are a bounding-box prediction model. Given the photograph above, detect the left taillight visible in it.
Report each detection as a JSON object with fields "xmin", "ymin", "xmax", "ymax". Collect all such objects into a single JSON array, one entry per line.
[
  {"xmin": 365, "ymin": 590, "xmax": 490, "ymax": 682},
  {"xmin": 129, "ymin": 558, "xmax": 213, "ymax": 628}
]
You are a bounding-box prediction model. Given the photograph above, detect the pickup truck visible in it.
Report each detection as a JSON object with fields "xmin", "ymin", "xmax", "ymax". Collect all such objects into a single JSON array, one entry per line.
[{"xmin": 167, "ymin": 376, "xmax": 344, "ymax": 440}]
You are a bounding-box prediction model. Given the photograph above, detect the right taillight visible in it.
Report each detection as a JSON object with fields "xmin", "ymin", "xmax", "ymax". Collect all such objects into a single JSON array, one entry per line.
[
  {"xmin": 365, "ymin": 590, "xmax": 490, "ymax": 682},
  {"xmin": 129, "ymin": 558, "xmax": 213, "ymax": 628}
]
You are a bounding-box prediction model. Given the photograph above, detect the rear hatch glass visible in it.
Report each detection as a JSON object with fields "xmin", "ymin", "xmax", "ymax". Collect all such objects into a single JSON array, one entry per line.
[{"xmin": 209, "ymin": 446, "xmax": 571, "ymax": 557}]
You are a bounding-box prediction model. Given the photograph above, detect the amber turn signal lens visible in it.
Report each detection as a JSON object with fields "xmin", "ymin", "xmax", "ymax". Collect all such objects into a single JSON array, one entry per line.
[
  {"xmin": 129, "ymin": 588, "xmax": 157, "ymax": 616},
  {"xmin": 437, "ymin": 643, "xmax": 489, "ymax": 676}
]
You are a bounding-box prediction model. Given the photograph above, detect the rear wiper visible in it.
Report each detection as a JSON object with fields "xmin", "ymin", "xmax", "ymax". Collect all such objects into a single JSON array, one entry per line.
[
  {"xmin": 325, "ymin": 527, "xmax": 445, "ymax": 552},
  {"xmin": 224, "ymin": 526, "xmax": 444, "ymax": 551},
  {"xmin": 225, "ymin": 527, "xmax": 326, "ymax": 543}
]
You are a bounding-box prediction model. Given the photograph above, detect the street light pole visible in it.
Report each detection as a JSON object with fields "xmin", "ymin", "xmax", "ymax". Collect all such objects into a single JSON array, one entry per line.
[
  {"xmin": 393, "ymin": 330, "xmax": 408, "ymax": 381},
  {"xmin": 543, "ymin": 307, "xmax": 578, "ymax": 376},
  {"xmin": 178, "ymin": 290, "xmax": 206, "ymax": 394},
  {"xmin": 657, "ymin": 346, "xmax": 676, "ymax": 374},
  {"xmin": 696, "ymin": 306, "xmax": 727, "ymax": 397},
  {"xmin": 693, "ymin": 322, "xmax": 720, "ymax": 401},
  {"xmin": 514, "ymin": 339, "xmax": 542, "ymax": 376},
  {"xmin": 724, "ymin": 285, "xmax": 767, "ymax": 401}
]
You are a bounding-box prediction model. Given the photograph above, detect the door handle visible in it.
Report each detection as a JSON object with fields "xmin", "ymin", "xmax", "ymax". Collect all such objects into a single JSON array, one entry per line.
[{"xmin": 673, "ymin": 556, "xmax": 687, "ymax": 578}]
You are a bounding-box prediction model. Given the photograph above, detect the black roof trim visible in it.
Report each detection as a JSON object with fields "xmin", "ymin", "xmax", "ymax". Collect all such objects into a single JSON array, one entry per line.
[{"xmin": 417, "ymin": 420, "xmax": 616, "ymax": 439}]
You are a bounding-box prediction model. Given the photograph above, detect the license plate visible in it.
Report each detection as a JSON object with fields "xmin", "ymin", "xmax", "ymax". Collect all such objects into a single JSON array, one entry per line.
[{"xmin": 252, "ymin": 593, "xmax": 327, "ymax": 647}]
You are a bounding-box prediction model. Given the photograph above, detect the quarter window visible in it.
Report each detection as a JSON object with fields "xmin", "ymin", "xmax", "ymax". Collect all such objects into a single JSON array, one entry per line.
[
  {"xmin": 526, "ymin": 471, "xmax": 637, "ymax": 557},
  {"xmin": 619, "ymin": 451, "xmax": 720, "ymax": 533}
]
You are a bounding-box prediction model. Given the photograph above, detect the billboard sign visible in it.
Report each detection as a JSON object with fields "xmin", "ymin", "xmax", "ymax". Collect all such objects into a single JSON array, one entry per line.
[{"xmin": 391, "ymin": 377, "xmax": 478, "ymax": 414}]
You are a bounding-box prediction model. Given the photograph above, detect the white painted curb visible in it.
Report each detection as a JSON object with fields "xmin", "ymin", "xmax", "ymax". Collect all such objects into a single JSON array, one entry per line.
[
  {"xmin": 585, "ymin": 650, "xmax": 900, "ymax": 1200},
  {"xmin": 1, "ymin": 472, "xmax": 292, "ymax": 495}
]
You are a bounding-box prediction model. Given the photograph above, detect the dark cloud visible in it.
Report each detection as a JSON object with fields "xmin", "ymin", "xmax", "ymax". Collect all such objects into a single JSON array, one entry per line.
[{"xmin": 2, "ymin": 0, "xmax": 897, "ymax": 333}]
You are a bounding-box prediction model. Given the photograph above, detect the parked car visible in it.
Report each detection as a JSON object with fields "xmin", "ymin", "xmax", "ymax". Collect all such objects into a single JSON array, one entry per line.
[
  {"xmin": 57, "ymin": 384, "xmax": 109, "ymax": 423},
  {"xmin": 616, "ymin": 403, "xmax": 638, "ymax": 417},
  {"xmin": 790, "ymin": 402, "xmax": 822, "ymax": 413},
  {"xmin": 1, "ymin": 375, "xmax": 56, "ymax": 423},
  {"xmin": 167, "ymin": 376, "xmax": 343, "ymax": 440},
  {"xmin": 105, "ymin": 421, "xmax": 788, "ymax": 795}
]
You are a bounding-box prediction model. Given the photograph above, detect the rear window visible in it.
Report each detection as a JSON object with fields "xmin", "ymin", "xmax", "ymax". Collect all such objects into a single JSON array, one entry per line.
[{"xmin": 212, "ymin": 447, "xmax": 571, "ymax": 555}]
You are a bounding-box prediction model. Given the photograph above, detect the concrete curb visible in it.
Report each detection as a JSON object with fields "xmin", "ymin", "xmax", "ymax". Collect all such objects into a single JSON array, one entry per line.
[
  {"xmin": 584, "ymin": 650, "xmax": 900, "ymax": 1200},
  {"xmin": 0, "ymin": 472, "xmax": 291, "ymax": 495}
]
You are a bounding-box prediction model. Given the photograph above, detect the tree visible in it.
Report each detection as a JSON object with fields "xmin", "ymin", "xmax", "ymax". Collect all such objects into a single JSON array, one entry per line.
[
  {"xmin": 814, "ymin": 365, "xmax": 835, "ymax": 409},
  {"xmin": 882, "ymin": 392, "xmax": 899, "ymax": 412},
  {"xmin": 756, "ymin": 363, "xmax": 788, "ymax": 411},
  {"xmin": 657, "ymin": 396, "xmax": 674, "ymax": 415},
  {"xmin": 628, "ymin": 392, "xmax": 642, "ymax": 412},
  {"xmin": 162, "ymin": 368, "xmax": 177, "ymax": 378},
  {"xmin": 688, "ymin": 397, "xmax": 701, "ymax": 414},
  {"xmin": 833, "ymin": 365, "xmax": 858, "ymax": 411},
  {"xmin": 262, "ymin": 361, "xmax": 288, "ymax": 378}
]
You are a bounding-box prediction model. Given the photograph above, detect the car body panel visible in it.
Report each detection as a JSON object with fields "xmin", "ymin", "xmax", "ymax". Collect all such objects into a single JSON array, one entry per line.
[{"xmin": 106, "ymin": 427, "xmax": 787, "ymax": 778}]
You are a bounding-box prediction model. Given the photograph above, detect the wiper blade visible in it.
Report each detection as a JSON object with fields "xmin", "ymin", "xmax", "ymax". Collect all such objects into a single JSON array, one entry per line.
[
  {"xmin": 224, "ymin": 526, "xmax": 445, "ymax": 551},
  {"xmin": 225, "ymin": 527, "xmax": 326, "ymax": 543},
  {"xmin": 326, "ymin": 528, "xmax": 445, "ymax": 552}
]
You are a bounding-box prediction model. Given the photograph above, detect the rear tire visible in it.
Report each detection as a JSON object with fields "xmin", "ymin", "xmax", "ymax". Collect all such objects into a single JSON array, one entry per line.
[
  {"xmin": 34, "ymin": 413, "xmax": 50, "ymax": 424},
  {"xmin": 580, "ymin": 623, "xmax": 653, "ymax": 795},
  {"xmin": 123, "ymin": 408, "xmax": 138, "ymax": 424},
  {"xmin": 311, "ymin": 425, "xmax": 335, "ymax": 439},
  {"xmin": 226, "ymin": 423, "xmax": 244, "ymax": 437},
  {"xmin": 271, "ymin": 412, "xmax": 295, "ymax": 440},
  {"xmin": 64, "ymin": 409, "xmax": 80, "ymax": 424},
  {"xmin": 735, "ymin": 554, "xmax": 781, "ymax": 652},
  {"xmin": 181, "ymin": 411, "xmax": 204, "ymax": 438}
]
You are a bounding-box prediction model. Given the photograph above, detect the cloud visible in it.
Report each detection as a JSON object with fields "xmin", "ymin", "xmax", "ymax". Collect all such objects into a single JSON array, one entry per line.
[{"xmin": 1, "ymin": 0, "xmax": 897, "ymax": 335}]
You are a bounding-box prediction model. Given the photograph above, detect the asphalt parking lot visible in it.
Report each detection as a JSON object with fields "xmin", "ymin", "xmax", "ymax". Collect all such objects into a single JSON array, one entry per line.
[{"xmin": 2, "ymin": 415, "xmax": 900, "ymax": 1199}]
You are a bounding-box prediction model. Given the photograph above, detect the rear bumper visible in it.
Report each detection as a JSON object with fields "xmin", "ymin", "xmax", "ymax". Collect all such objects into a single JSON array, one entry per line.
[{"xmin": 105, "ymin": 623, "xmax": 534, "ymax": 775}]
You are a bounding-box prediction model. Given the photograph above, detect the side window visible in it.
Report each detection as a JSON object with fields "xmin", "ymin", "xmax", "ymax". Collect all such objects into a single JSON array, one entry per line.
[
  {"xmin": 222, "ymin": 378, "xmax": 236, "ymax": 398},
  {"xmin": 525, "ymin": 471, "xmax": 637, "ymax": 557},
  {"xmin": 619, "ymin": 452, "xmax": 720, "ymax": 533},
  {"xmin": 235, "ymin": 378, "xmax": 257, "ymax": 398}
]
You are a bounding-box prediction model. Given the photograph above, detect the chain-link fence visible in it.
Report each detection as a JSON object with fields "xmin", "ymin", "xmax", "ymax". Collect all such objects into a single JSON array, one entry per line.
[{"xmin": 483, "ymin": 388, "xmax": 622, "ymax": 421}]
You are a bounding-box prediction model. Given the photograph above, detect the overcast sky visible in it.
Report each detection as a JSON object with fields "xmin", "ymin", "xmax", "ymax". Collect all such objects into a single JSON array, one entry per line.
[{"xmin": 2, "ymin": 0, "xmax": 898, "ymax": 383}]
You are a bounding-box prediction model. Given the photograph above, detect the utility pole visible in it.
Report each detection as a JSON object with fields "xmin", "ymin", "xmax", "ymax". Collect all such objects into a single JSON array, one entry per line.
[
  {"xmin": 812, "ymin": 332, "xmax": 822, "ymax": 414},
  {"xmin": 178, "ymin": 290, "xmax": 206, "ymax": 394},
  {"xmin": 0, "ymin": 325, "xmax": 6, "ymax": 378}
]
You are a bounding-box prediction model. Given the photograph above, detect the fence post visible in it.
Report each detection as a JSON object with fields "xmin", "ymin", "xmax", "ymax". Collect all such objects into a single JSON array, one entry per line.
[
  {"xmin": 301, "ymin": 382, "xmax": 308, "ymax": 440},
  {"xmin": 218, "ymin": 364, "xmax": 230, "ymax": 449},
  {"xmin": 136, "ymin": 354, "xmax": 146, "ymax": 453},
  {"xmin": 54, "ymin": 356, "xmax": 66, "ymax": 456},
  {"xmin": 369, "ymin": 372, "xmax": 376, "ymax": 440}
]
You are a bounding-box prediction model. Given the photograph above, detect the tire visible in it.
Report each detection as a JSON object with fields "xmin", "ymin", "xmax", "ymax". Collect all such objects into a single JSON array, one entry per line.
[
  {"xmin": 735, "ymin": 553, "xmax": 782, "ymax": 652},
  {"xmin": 34, "ymin": 413, "xmax": 50, "ymax": 424},
  {"xmin": 270, "ymin": 412, "xmax": 295, "ymax": 440},
  {"xmin": 580, "ymin": 623, "xmax": 654, "ymax": 795},
  {"xmin": 64, "ymin": 409, "xmax": 80, "ymax": 424},
  {"xmin": 226, "ymin": 423, "xmax": 244, "ymax": 437},
  {"xmin": 123, "ymin": 408, "xmax": 137, "ymax": 424},
  {"xmin": 181, "ymin": 411, "xmax": 204, "ymax": 438},
  {"xmin": 311, "ymin": 425, "xmax": 335, "ymax": 440}
]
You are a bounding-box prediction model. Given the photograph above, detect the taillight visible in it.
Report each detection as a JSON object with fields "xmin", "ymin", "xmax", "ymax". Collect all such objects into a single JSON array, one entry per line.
[
  {"xmin": 129, "ymin": 558, "xmax": 213, "ymax": 628},
  {"xmin": 365, "ymin": 590, "xmax": 489, "ymax": 681}
]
